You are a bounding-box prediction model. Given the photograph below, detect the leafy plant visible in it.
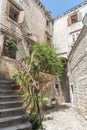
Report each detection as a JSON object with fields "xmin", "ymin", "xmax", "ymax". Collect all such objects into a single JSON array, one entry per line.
[
  {"xmin": 39, "ymin": 94, "xmax": 49, "ymax": 108},
  {"xmin": 5, "ymin": 37, "xmax": 18, "ymax": 51},
  {"xmin": 12, "ymin": 72, "xmax": 25, "ymax": 86},
  {"xmin": 28, "ymin": 112, "xmax": 44, "ymax": 130},
  {"xmin": 25, "ymin": 42, "xmax": 66, "ymax": 78},
  {"xmin": 15, "ymin": 41, "xmax": 67, "ymax": 130}
]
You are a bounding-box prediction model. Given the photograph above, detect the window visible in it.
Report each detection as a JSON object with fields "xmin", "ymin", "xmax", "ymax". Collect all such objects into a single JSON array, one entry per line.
[
  {"xmin": 67, "ymin": 12, "xmax": 82, "ymax": 26},
  {"xmin": 55, "ymin": 84, "xmax": 59, "ymax": 89},
  {"xmin": 9, "ymin": 6, "xmax": 19, "ymax": 22},
  {"xmin": 72, "ymin": 34, "xmax": 75, "ymax": 43},
  {"xmin": 46, "ymin": 20, "xmax": 50, "ymax": 27},
  {"xmin": 2, "ymin": 37, "xmax": 17, "ymax": 59},
  {"xmin": 71, "ymin": 14, "xmax": 78, "ymax": 24},
  {"xmin": 71, "ymin": 31, "xmax": 80, "ymax": 44},
  {"xmin": 6, "ymin": 1, "xmax": 24, "ymax": 24}
]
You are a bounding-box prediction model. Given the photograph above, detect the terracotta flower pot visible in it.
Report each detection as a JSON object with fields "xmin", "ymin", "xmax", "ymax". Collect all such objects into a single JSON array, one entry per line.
[{"xmin": 14, "ymin": 85, "xmax": 21, "ymax": 90}]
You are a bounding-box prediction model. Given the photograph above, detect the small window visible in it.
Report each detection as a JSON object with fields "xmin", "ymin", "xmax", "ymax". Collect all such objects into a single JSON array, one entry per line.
[
  {"xmin": 46, "ymin": 20, "xmax": 50, "ymax": 27},
  {"xmin": 71, "ymin": 14, "xmax": 78, "ymax": 24},
  {"xmin": 72, "ymin": 34, "xmax": 75, "ymax": 43},
  {"xmin": 67, "ymin": 13, "xmax": 78, "ymax": 26},
  {"xmin": 9, "ymin": 7, "xmax": 19, "ymax": 22},
  {"xmin": 6, "ymin": 1, "xmax": 24, "ymax": 24},
  {"xmin": 71, "ymin": 31, "xmax": 80, "ymax": 43},
  {"xmin": 55, "ymin": 84, "xmax": 59, "ymax": 89}
]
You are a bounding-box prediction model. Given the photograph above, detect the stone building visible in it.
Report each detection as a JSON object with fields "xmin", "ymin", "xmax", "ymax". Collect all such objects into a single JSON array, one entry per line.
[
  {"xmin": 0, "ymin": 0, "xmax": 52, "ymax": 76},
  {"xmin": 68, "ymin": 26, "xmax": 87, "ymax": 117},
  {"xmin": 53, "ymin": 1, "xmax": 87, "ymax": 58}
]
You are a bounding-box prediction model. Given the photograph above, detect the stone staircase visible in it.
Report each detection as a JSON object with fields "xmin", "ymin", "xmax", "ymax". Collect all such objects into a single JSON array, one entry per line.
[{"xmin": 0, "ymin": 79, "xmax": 32, "ymax": 130}]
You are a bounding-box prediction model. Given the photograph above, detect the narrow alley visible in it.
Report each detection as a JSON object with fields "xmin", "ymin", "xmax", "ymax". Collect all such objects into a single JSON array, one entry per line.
[
  {"xmin": 43, "ymin": 103, "xmax": 87, "ymax": 130},
  {"xmin": 0, "ymin": 0, "xmax": 87, "ymax": 130}
]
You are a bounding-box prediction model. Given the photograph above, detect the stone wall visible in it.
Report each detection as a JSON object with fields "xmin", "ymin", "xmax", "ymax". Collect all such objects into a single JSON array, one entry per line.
[
  {"xmin": 0, "ymin": 0, "xmax": 52, "ymax": 75},
  {"xmin": 68, "ymin": 26, "xmax": 87, "ymax": 114},
  {"xmin": 0, "ymin": 56, "xmax": 18, "ymax": 78},
  {"xmin": 53, "ymin": 1, "xmax": 87, "ymax": 58},
  {"xmin": 0, "ymin": 0, "xmax": 52, "ymax": 59},
  {"xmin": 38, "ymin": 72, "xmax": 70, "ymax": 106}
]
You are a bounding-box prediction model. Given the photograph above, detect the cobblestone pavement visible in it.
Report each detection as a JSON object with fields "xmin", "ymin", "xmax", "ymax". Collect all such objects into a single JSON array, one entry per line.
[{"xmin": 42, "ymin": 103, "xmax": 87, "ymax": 130}]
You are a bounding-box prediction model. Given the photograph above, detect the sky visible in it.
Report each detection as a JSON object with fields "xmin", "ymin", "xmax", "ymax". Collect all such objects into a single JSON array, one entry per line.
[{"xmin": 40, "ymin": 0, "xmax": 86, "ymax": 18}]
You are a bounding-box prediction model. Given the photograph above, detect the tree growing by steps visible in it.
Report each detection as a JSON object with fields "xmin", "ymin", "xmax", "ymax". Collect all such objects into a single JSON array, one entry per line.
[
  {"xmin": 13, "ymin": 42, "xmax": 67, "ymax": 130},
  {"xmin": 27, "ymin": 42, "xmax": 65, "ymax": 77}
]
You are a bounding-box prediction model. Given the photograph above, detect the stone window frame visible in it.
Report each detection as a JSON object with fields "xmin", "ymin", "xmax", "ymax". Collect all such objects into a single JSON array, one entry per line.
[
  {"xmin": 67, "ymin": 12, "xmax": 82, "ymax": 26},
  {"xmin": 6, "ymin": 0, "xmax": 24, "ymax": 24},
  {"xmin": 71, "ymin": 14, "xmax": 78, "ymax": 24},
  {"xmin": 70, "ymin": 30, "xmax": 80, "ymax": 44},
  {"xmin": 2, "ymin": 35, "xmax": 17, "ymax": 59},
  {"xmin": 9, "ymin": 4, "xmax": 20, "ymax": 22},
  {"xmin": 46, "ymin": 19, "xmax": 50, "ymax": 28}
]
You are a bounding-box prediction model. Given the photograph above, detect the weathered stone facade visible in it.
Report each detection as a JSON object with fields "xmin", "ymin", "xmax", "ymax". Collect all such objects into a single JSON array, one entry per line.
[
  {"xmin": 53, "ymin": 1, "xmax": 87, "ymax": 58},
  {"xmin": 0, "ymin": 0, "xmax": 52, "ymax": 59},
  {"xmin": 0, "ymin": 0, "xmax": 52, "ymax": 75},
  {"xmin": 68, "ymin": 26, "xmax": 87, "ymax": 115}
]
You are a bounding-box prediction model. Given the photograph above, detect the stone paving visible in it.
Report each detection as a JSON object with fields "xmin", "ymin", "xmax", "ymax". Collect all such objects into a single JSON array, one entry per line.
[{"xmin": 42, "ymin": 103, "xmax": 87, "ymax": 130}]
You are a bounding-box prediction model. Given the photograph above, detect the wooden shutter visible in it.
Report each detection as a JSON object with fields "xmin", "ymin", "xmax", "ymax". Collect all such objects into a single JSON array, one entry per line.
[
  {"xmin": 6, "ymin": 2, "xmax": 10, "ymax": 16},
  {"xmin": 67, "ymin": 17, "xmax": 71, "ymax": 26},
  {"xmin": 18, "ymin": 11, "xmax": 24, "ymax": 24},
  {"xmin": 78, "ymin": 12, "xmax": 82, "ymax": 21}
]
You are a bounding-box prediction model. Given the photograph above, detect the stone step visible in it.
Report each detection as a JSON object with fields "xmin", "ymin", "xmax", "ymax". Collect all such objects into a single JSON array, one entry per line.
[
  {"xmin": 0, "ymin": 74, "xmax": 5, "ymax": 80},
  {"xmin": 0, "ymin": 80, "xmax": 13, "ymax": 90},
  {"xmin": 0, "ymin": 74, "xmax": 11, "ymax": 80},
  {"xmin": 1, "ymin": 122, "xmax": 32, "ymax": 130},
  {"xmin": 0, "ymin": 95, "xmax": 21, "ymax": 102},
  {"xmin": 0, "ymin": 86, "xmax": 14, "ymax": 90},
  {"xmin": 0, "ymin": 107, "xmax": 25, "ymax": 118},
  {"xmin": 0, "ymin": 115, "xmax": 28, "ymax": 128},
  {"xmin": 0, "ymin": 80, "xmax": 12, "ymax": 86},
  {"xmin": 0, "ymin": 90, "xmax": 18, "ymax": 97},
  {"xmin": 0, "ymin": 79, "xmax": 32, "ymax": 130},
  {"xmin": 0, "ymin": 90, "xmax": 17, "ymax": 95},
  {"xmin": 0, "ymin": 80, "xmax": 12, "ymax": 83},
  {"xmin": 0, "ymin": 101, "xmax": 23, "ymax": 109}
]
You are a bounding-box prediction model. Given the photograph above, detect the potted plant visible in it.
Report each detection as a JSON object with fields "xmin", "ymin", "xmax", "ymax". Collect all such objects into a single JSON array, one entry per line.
[
  {"xmin": 12, "ymin": 73, "xmax": 22, "ymax": 91},
  {"xmin": 14, "ymin": 84, "xmax": 21, "ymax": 90}
]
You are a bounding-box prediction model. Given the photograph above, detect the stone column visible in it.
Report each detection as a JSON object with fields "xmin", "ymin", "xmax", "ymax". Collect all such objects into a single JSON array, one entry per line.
[{"xmin": 0, "ymin": 32, "xmax": 5, "ymax": 56}]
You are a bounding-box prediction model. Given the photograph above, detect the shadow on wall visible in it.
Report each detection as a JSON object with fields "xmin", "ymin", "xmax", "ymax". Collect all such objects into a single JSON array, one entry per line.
[
  {"xmin": 0, "ymin": 56, "xmax": 18, "ymax": 79},
  {"xmin": 60, "ymin": 77, "xmax": 70, "ymax": 103}
]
